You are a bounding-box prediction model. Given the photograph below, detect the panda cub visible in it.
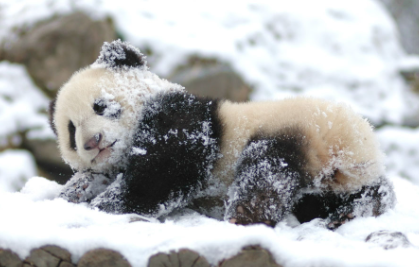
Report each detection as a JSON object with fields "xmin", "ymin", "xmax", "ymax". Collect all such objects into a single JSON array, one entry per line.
[{"xmin": 50, "ymin": 40, "xmax": 395, "ymax": 229}]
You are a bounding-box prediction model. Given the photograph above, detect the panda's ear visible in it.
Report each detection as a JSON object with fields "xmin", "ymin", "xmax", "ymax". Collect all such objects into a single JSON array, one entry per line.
[{"xmin": 94, "ymin": 40, "xmax": 147, "ymax": 70}]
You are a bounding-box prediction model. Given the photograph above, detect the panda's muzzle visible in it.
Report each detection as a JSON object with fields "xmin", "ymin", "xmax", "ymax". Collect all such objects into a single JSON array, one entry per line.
[{"xmin": 84, "ymin": 133, "xmax": 102, "ymax": 151}]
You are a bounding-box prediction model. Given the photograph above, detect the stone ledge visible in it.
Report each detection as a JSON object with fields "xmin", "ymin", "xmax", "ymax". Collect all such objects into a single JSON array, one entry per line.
[
  {"xmin": 0, "ymin": 231, "xmax": 410, "ymax": 267},
  {"xmin": 0, "ymin": 245, "xmax": 282, "ymax": 267}
]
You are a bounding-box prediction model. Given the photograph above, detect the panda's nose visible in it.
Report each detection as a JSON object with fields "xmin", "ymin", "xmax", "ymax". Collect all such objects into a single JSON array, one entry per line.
[{"xmin": 84, "ymin": 133, "xmax": 102, "ymax": 150}]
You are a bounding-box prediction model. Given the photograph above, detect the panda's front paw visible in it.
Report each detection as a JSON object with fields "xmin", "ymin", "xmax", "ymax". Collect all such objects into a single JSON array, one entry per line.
[
  {"xmin": 326, "ymin": 212, "xmax": 355, "ymax": 230},
  {"xmin": 59, "ymin": 172, "xmax": 112, "ymax": 203}
]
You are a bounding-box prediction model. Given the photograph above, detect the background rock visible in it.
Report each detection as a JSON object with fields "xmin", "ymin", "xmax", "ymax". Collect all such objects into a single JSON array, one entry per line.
[
  {"xmin": 169, "ymin": 56, "xmax": 251, "ymax": 102},
  {"xmin": 0, "ymin": 12, "xmax": 116, "ymax": 96},
  {"xmin": 21, "ymin": 138, "xmax": 73, "ymax": 184},
  {"xmin": 365, "ymin": 230, "xmax": 413, "ymax": 249},
  {"xmin": 0, "ymin": 11, "xmax": 117, "ymax": 184},
  {"xmin": 380, "ymin": 0, "xmax": 419, "ymax": 55}
]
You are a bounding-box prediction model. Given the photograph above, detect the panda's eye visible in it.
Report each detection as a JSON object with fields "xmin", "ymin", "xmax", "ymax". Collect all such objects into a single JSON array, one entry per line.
[
  {"xmin": 93, "ymin": 99, "xmax": 121, "ymax": 119},
  {"xmin": 93, "ymin": 100, "xmax": 107, "ymax": 116}
]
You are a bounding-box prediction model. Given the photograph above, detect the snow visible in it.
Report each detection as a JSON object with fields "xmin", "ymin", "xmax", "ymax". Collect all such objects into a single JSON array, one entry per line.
[
  {"xmin": 377, "ymin": 126, "xmax": 419, "ymax": 185},
  {"xmin": 0, "ymin": 62, "xmax": 52, "ymax": 142},
  {"xmin": 0, "ymin": 0, "xmax": 419, "ymax": 266},
  {"xmin": 0, "ymin": 176, "xmax": 418, "ymax": 267},
  {"xmin": 2, "ymin": 0, "xmax": 418, "ymax": 125},
  {"xmin": 0, "ymin": 150, "xmax": 37, "ymax": 192}
]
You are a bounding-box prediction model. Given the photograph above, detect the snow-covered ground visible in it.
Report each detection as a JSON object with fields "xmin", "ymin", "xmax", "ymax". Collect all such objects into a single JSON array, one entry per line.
[
  {"xmin": 0, "ymin": 0, "xmax": 419, "ymax": 266},
  {"xmin": 0, "ymin": 176, "xmax": 418, "ymax": 267}
]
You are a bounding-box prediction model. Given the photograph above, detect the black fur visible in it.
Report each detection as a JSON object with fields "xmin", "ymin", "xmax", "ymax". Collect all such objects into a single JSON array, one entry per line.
[
  {"xmin": 226, "ymin": 127, "xmax": 310, "ymax": 225},
  {"xmin": 293, "ymin": 177, "xmax": 396, "ymax": 228},
  {"xmin": 48, "ymin": 99, "xmax": 57, "ymax": 135},
  {"xmin": 99, "ymin": 91, "xmax": 223, "ymax": 214},
  {"xmin": 68, "ymin": 121, "xmax": 77, "ymax": 151},
  {"xmin": 227, "ymin": 129, "xmax": 395, "ymax": 228},
  {"xmin": 95, "ymin": 40, "xmax": 146, "ymax": 70}
]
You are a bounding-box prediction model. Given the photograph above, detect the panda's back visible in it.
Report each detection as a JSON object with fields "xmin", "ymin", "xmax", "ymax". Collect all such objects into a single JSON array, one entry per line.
[{"xmin": 213, "ymin": 97, "xmax": 384, "ymax": 191}]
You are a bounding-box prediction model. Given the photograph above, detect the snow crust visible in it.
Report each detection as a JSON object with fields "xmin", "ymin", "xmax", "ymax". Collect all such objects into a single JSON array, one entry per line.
[{"xmin": 0, "ymin": 176, "xmax": 418, "ymax": 267}]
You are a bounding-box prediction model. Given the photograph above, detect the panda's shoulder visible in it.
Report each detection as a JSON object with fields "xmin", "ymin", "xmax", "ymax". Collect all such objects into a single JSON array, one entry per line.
[{"xmin": 140, "ymin": 91, "xmax": 220, "ymax": 128}]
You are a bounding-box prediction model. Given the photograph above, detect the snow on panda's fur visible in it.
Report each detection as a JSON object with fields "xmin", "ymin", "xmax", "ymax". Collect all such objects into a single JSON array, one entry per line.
[{"xmin": 50, "ymin": 40, "xmax": 395, "ymax": 229}]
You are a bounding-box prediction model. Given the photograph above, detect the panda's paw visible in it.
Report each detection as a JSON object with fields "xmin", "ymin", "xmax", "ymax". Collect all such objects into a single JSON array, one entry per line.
[
  {"xmin": 228, "ymin": 205, "xmax": 276, "ymax": 227},
  {"xmin": 326, "ymin": 212, "xmax": 355, "ymax": 230},
  {"xmin": 59, "ymin": 172, "xmax": 112, "ymax": 203}
]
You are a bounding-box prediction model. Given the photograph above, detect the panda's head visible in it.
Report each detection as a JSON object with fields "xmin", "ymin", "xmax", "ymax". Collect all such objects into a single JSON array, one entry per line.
[{"xmin": 49, "ymin": 40, "xmax": 183, "ymax": 172}]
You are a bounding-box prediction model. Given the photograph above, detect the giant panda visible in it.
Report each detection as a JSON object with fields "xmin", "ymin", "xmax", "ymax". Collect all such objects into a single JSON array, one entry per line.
[{"xmin": 49, "ymin": 40, "xmax": 395, "ymax": 229}]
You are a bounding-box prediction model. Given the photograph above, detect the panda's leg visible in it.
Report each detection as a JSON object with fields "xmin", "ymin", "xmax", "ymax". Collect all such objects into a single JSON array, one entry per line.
[
  {"xmin": 225, "ymin": 131, "xmax": 309, "ymax": 226},
  {"xmin": 293, "ymin": 176, "xmax": 396, "ymax": 229}
]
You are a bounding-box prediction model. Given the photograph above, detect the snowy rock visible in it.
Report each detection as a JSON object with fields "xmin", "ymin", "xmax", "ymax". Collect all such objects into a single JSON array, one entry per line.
[
  {"xmin": 219, "ymin": 246, "xmax": 282, "ymax": 267},
  {"xmin": 169, "ymin": 57, "xmax": 251, "ymax": 102},
  {"xmin": 148, "ymin": 249, "xmax": 210, "ymax": 267},
  {"xmin": 365, "ymin": 230, "xmax": 412, "ymax": 250},
  {"xmin": 41, "ymin": 245, "xmax": 72, "ymax": 263},
  {"xmin": 0, "ymin": 248, "xmax": 22, "ymax": 267},
  {"xmin": 77, "ymin": 248, "xmax": 131, "ymax": 267},
  {"xmin": 0, "ymin": 11, "xmax": 116, "ymax": 94},
  {"xmin": 24, "ymin": 245, "xmax": 74, "ymax": 267},
  {"xmin": 21, "ymin": 138, "xmax": 73, "ymax": 184},
  {"xmin": 380, "ymin": 0, "xmax": 419, "ymax": 55}
]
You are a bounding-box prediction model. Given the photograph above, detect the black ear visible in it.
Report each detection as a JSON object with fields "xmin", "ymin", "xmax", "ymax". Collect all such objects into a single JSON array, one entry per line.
[
  {"xmin": 94, "ymin": 40, "xmax": 147, "ymax": 70},
  {"xmin": 48, "ymin": 98, "xmax": 57, "ymax": 136}
]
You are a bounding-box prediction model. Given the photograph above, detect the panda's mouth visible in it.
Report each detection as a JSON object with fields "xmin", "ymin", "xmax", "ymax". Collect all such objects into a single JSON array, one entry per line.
[{"xmin": 92, "ymin": 140, "xmax": 118, "ymax": 163}]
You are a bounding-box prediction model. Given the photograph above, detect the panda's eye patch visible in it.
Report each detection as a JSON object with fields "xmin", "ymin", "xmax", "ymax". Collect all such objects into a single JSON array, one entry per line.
[
  {"xmin": 93, "ymin": 99, "xmax": 121, "ymax": 119},
  {"xmin": 93, "ymin": 99, "xmax": 107, "ymax": 116},
  {"xmin": 68, "ymin": 120, "xmax": 77, "ymax": 151}
]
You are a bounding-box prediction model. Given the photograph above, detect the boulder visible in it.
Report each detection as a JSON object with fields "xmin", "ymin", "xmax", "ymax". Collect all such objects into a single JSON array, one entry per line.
[
  {"xmin": 219, "ymin": 246, "xmax": 282, "ymax": 267},
  {"xmin": 24, "ymin": 245, "xmax": 74, "ymax": 267},
  {"xmin": 148, "ymin": 249, "xmax": 210, "ymax": 267},
  {"xmin": 169, "ymin": 56, "xmax": 251, "ymax": 102},
  {"xmin": 365, "ymin": 230, "xmax": 412, "ymax": 249},
  {"xmin": 0, "ymin": 12, "xmax": 116, "ymax": 96},
  {"xmin": 0, "ymin": 248, "xmax": 22, "ymax": 267},
  {"xmin": 77, "ymin": 248, "xmax": 131, "ymax": 267}
]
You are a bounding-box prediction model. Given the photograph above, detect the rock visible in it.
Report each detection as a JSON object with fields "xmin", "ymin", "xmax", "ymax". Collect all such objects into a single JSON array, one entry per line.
[
  {"xmin": 21, "ymin": 137, "xmax": 73, "ymax": 184},
  {"xmin": 148, "ymin": 249, "xmax": 210, "ymax": 267},
  {"xmin": 0, "ymin": 248, "xmax": 23, "ymax": 267},
  {"xmin": 380, "ymin": 0, "xmax": 419, "ymax": 55},
  {"xmin": 399, "ymin": 67, "xmax": 419, "ymax": 126},
  {"xmin": 23, "ymin": 245, "xmax": 73, "ymax": 267},
  {"xmin": 41, "ymin": 245, "xmax": 72, "ymax": 263},
  {"xmin": 24, "ymin": 248, "xmax": 60, "ymax": 267},
  {"xmin": 59, "ymin": 262, "xmax": 76, "ymax": 267},
  {"xmin": 219, "ymin": 246, "xmax": 282, "ymax": 267},
  {"xmin": 365, "ymin": 230, "xmax": 412, "ymax": 249},
  {"xmin": 169, "ymin": 56, "xmax": 251, "ymax": 102},
  {"xmin": 77, "ymin": 248, "xmax": 131, "ymax": 267},
  {"xmin": 0, "ymin": 11, "xmax": 116, "ymax": 96}
]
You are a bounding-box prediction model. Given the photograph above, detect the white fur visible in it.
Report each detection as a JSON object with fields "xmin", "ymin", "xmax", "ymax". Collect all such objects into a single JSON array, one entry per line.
[
  {"xmin": 214, "ymin": 98, "xmax": 384, "ymax": 191},
  {"xmin": 54, "ymin": 66, "xmax": 183, "ymax": 172}
]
